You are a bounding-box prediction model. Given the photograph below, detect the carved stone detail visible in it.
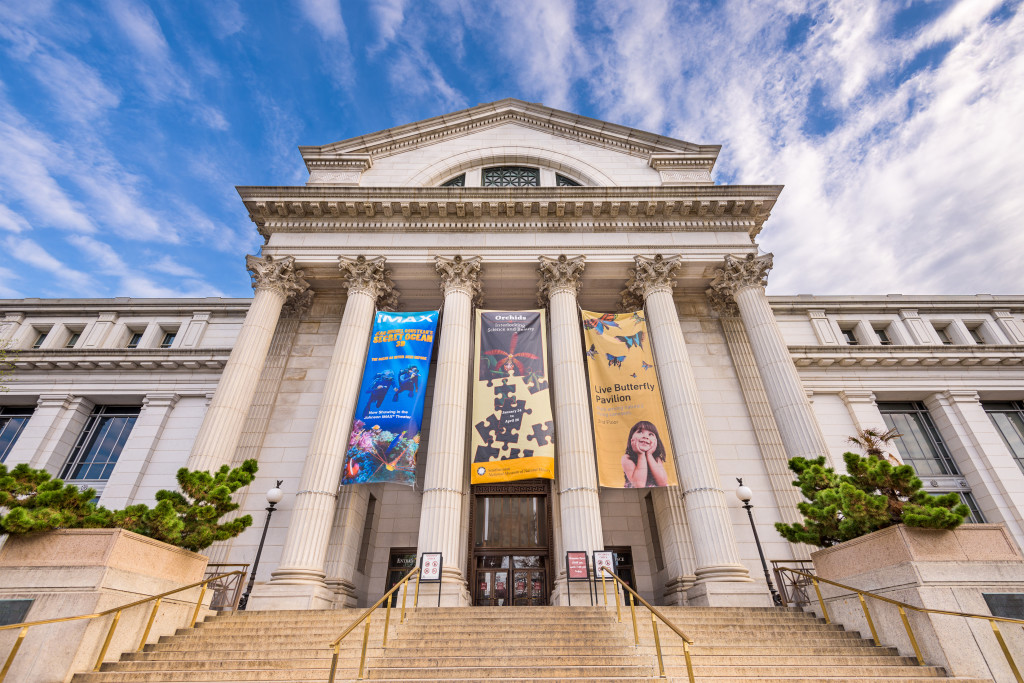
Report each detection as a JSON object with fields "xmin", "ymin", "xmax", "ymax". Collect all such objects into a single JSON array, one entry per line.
[
  {"xmin": 707, "ymin": 253, "xmax": 773, "ymax": 301},
  {"xmin": 282, "ymin": 289, "xmax": 315, "ymax": 317},
  {"xmin": 246, "ymin": 254, "xmax": 310, "ymax": 302},
  {"xmin": 706, "ymin": 288, "xmax": 739, "ymax": 317},
  {"xmin": 621, "ymin": 254, "xmax": 683, "ymax": 307},
  {"xmin": 339, "ymin": 256, "xmax": 399, "ymax": 311},
  {"xmin": 537, "ymin": 255, "xmax": 585, "ymax": 304},
  {"xmin": 436, "ymin": 256, "xmax": 483, "ymax": 306}
]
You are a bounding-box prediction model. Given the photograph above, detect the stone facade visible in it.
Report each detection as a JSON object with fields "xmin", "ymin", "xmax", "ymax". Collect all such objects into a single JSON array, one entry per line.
[{"xmin": 2, "ymin": 100, "xmax": 1023, "ymax": 610}]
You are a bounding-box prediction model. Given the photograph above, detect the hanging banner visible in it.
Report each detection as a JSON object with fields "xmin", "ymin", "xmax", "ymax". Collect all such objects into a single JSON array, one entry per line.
[
  {"xmin": 582, "ymin": 310, "xmax": 678, "ymax": 489},
  {"xmin": 341, "ymin": 310, "xmax": 438, "ymax": 487},
  {"xmin": 471, "ymin": 310, "xmax": 555, "ymax": 484}
]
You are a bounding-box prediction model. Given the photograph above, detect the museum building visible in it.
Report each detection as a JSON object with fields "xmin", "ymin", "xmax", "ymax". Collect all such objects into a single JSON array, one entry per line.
[{"xmin": 2, "ymin": 99, "xmax": 1023, "ymax": 610}]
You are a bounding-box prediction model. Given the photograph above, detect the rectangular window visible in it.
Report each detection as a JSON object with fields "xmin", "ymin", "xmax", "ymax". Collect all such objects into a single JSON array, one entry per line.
[
  {"xmin": 159, "ymin": 332, "xmax": 176, "ymax": 348},
  {"xmin": 968, "ymin": 326, "xmax": 985, "ymax": 344},
  {"xmin": 65, "ymin": 332, "xmax": 81, "ymax": 348},
  {"xmin": 934, "ymin": 325, "xmax": 953, "ymax": 344},
  {"xmin": 31, "ymin": 331, "xmax": 47, "ymax": 349},
  {"xmin": 956, "ymin": 491, "xmax": 986, "ymax": 524},
  {"xmin": 126, "ymin": 332, "xmax": 143, "ymax": 349},
  {"xmin": 0, "ymin": 406, "xmax": 34, "ymax": 463},
  {"xmin": 878, "ymin": 402, "xmax": 959, "ymax": 477},
  {"xmin": 60, "ymin": 406, "xmax": 141, "ymax": 481},
  {"xmin": 874, "ymin": 327, "xmax": 892, "ymax": 345},
  {"xmin": 984, "ymin": 401, "xmax": 1024, "ymax": 474},
  {"xmin": 841, "ymin": 328, "xmax": 859, "ymax": 345}
]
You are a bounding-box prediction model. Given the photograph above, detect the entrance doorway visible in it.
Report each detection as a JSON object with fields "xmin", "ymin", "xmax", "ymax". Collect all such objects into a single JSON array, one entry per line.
[{"xmin": 469, "ymin": 481, "xmax": 552, "ymax": 606}]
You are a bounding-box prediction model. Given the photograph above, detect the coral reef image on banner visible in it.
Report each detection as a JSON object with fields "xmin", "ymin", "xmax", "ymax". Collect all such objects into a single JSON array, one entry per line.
[
  {"xmin": 341, "ymin": 310, "xmax": 438, "ymax": 486},
  {"xmin": 471, "ymin": 310, "xmax": 555, "ymax": 484},
  {"xmin": 582, "ymin": 310, "xmax": 677, "ymax": 489}
]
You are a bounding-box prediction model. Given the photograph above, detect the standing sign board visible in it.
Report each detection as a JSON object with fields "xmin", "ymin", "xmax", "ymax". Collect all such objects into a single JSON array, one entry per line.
[
  {"xmin": 565, "ymin": 551, "xmax": 594, "ymax": 606},
  {"xmin": 419, "ymin": 552, "xmax": 443, "ymax": 607},
  {"xmin": 593, "ymin": 551, "xmax": 614, "ymax": 580}
]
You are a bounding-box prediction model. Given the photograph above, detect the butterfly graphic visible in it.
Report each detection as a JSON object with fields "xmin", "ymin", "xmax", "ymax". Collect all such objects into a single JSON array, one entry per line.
[
  {"xmin": 615, "ymin": 331, "xmax": 646, "ymax": 351},
  {"xmin": 583, "ymin": 313, "xmax": 620, "ymax": 335},
  {"xmin": 631, "ymin": 373, "xmax": 638, "ymax": 378},
  {"xmin": 605, "ymin": 353, "xmax": 625, "ymax": 368},
  {"xmin": 632, "ymin": 312, "xmax": 646, "ymax": 325},
  {"xmin": 585, "ymin": 343, "xmax": 597, "ymax": 359},
  {"xmin": 641, "ymin": 361, "xmax": 653, "ymax": 371}
]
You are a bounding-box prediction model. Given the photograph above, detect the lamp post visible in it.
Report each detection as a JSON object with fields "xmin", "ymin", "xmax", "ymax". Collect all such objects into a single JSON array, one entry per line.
[
  {"xmin": 238, "ymin": 480, "xmax": 283, "ymax": 610},
  {"xmin": 735, "ymin": 478, "xmax": 783, "ymax": 607}
]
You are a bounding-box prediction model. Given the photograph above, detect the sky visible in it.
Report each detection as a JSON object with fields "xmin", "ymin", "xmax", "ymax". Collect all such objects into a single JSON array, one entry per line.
[{"xmin": 0, "ymin": 0, "xmax": 1021, "ymax": 299}]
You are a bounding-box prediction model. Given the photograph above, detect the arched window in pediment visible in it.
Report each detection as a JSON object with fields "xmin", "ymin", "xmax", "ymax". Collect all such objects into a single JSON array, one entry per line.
[
  {"xmin": 482, "ymin": 166, "xmax": 540, "ymax": 187},
  {"xmin": 441, "ymin": 174, "xmax": 466, "ymax": 187},
  {"xmin": 556, "ymin": 173, "xmax": 581, "ymax": 186}
]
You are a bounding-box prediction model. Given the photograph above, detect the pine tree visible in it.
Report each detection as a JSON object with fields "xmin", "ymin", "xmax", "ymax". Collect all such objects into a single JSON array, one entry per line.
[
  {"xmin": 775, "ymin": 431, "xmax": 970, "ymax": 548},
  {"xmin": 0, "ymin": 460, "xmax": 258, "ymax": 552}
]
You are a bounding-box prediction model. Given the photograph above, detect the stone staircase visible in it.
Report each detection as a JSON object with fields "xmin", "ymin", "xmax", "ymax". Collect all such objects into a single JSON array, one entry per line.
[{"xmin": 70, "ymin": 605, "xmax": 994, "ymax": 683}]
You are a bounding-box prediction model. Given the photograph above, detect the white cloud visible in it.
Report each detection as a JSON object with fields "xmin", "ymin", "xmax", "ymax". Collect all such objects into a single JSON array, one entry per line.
[
  {"xmin": 150, "ymin": 254, "xmax": 201, "ymax": 279},
  {"xmin": 298, "ymin": 0, "xmax": 348, "ymax": 40},
  {"xmin": 0, "ymin": 266, "xmax": 23, "ymax": 298},
  {"xmin": 28, "ymin": 52, "xmax": 120, "ymax": 122},
  {"xmin": 207, "ymin": 0, "xmax": 246, "ymax": 38},
  {"xmin": 370, "ymin": 0, "xmax": 407, "ymax": 51},
  {"xmin": 5, "ymin": 236, "xmax": 96, "ymax": 290},
  {"xmin": 0, "ymin": 204, "xmax": 30, "ymax": 233}
]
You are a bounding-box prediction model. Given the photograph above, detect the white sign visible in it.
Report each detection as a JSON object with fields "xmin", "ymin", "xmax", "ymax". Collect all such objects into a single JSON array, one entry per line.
[
  {"xmin": 593, "ymin": 551, "xmax": 614, "ymax": 577},
  {"xmin": 420, "ymin": 552, "xmax": 442, "ymax": 581}
]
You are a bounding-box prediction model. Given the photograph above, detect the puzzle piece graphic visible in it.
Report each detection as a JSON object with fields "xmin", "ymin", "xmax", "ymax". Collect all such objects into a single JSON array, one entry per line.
[
  {"xmin": 492, "ymin": 380, "xmax": 517, "ymax": 409},
  {"xmin": 527, "ymin": 421, "xmax": 555, "ymax": 447},
  {"xmin": 499, "ymin": 399, "xmax": 532, "ymax": 431},
  {"xmin": 505, "ymin": 447, "xmax": 534, "ymax": 460},
  {"xmin": 525, "ymin": 375, "xmax": 549, "ymax": 395},
  {"xmin": 475, "ymin": 414, "xmax": 504, "ymax": 446},
  {"xmin": 494, "ymin": 424, "xmax": 520, "ymax": 450},
  {"xmin": 474, "ymin": 445, "xmax": 501, "ymax": 462}
]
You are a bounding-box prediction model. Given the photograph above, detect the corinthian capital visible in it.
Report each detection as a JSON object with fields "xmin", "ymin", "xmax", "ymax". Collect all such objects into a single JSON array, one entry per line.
[
  {"xmin": 708, "ymin": 253, "xmax": 773, "ymax": 300},
  {"xmin": 537, "ymin": 255, "xmax": 585, "ymax": 304},
  {"xmin": 436, "ymin": 255, "xmax": 483, "ymax": 305},
  {"xmin": 621, "ymin": 254, "xmax": 683, "ymax": 307},
  {"xmin": 705, "ymin": 288, "xmax": 739, "ymax": 317},
  {"xmin": 246, "ymin": 254, "xmax": 310, "ymax": 301},
  {"xmin": 339, "ymin": 255, "xmax": 399, "ymax": 311}
]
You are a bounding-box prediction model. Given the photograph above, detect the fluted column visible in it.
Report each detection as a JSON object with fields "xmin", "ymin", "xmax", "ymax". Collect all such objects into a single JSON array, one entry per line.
[
  {"xmin": 324, "ymin": 486, "xmax": 370, "ymax": 606},
  {"xmin": 251, "ymin": 256, "xmax": 396, "ymax": 610},
  {"xmin": 652, "ymin": 486, "xmax": 696, "ymax": 604},
  {"xmin": 539, "ymin": 256, "xmax": 604, "ymax": 604},
  {"xmin": 623, "ymin": 255, "xmax": 752, "ymax": 595},
  {"xmin": 416, "ymin": 256, "xmax": 482, "ymax": 606},
  {"xmin": 188, "ymin": 255, "xmax": 309, "ymax": 473},
  {"xmin": 709, "ymin": 254, "xmax": 831, "ymax": 462}
]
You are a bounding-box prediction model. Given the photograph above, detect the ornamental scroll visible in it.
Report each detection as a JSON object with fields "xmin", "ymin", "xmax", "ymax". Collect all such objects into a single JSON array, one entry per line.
[
  {"xmin": 582, "ymin": 309, "xmax": 677, "ymax": 489},
  {"xmin": 471, "ymin": 310, "xmax": 556, "ymax": 484},
  {"xmin": 341, "ymin": 310, "xmax": 438, "ymax": 487}
]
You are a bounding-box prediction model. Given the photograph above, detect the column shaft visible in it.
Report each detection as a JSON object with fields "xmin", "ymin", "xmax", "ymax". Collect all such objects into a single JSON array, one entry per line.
[
  {"xmin": 645, "ymin": 288, "xmax": 749, "ymax": 582},
  {"xmin": 324, "ymin": 486, "xmax": 371, "ymax": 606},
  {"xmin": 652, "ymin": 486, "xmax": 696, "ymax": 604}
]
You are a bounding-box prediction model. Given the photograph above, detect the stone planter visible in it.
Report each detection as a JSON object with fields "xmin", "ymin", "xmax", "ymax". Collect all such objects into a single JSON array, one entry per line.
[
  {"xmin": 810, "ymin": 523, "xmax": 1024, "ymax": 680},
  {"xmin": 0, "ymin": 528, "xmax": 209, "ymax": 683}
]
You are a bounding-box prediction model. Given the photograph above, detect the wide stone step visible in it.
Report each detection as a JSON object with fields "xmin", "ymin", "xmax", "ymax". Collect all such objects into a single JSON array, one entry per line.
[
  {"xmin": 363, "ymin": 665, "xmax": 657, "ymax": 679},
  {"xmin": 684, "ymin": 665, "xmax": 948, "ymax": 678}
]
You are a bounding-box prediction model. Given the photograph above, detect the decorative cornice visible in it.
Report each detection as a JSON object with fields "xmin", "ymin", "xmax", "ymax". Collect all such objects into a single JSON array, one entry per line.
[
  {"xmin": 10, "ymin": 348, "xmax": 231, "ymax": 372},
  {"xmin": 245, "ymin": 254, "xmax": 311, "ymax": 304},
  {"xmin": 789, "ymin": 345, "xmax": 1024, "ymax": 368},
  {"xmin": 338, "ymin": 256, "xmax": 399, "ymax": 311},
  {"xmin": 537, "ymin": 255, "xmax": 585, "ymax": 304},
  {"xmin": 621, "ymin": 254, "xmax": 683, "ymax": 306},
  {"xmin": 436, "ymin": 256, "xmax": 483, "ymax": 305},
  {"xmin": 708, "ymin": 253, "xmax": 773, "ymax": 301}
]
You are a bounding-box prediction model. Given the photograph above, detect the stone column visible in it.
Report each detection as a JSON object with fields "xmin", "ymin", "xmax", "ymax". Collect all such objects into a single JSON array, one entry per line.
[
  {"xmin": 651, "ymin": 486, "xmax": 696, "ymax": 604},
  {"xmin": 623, "ymin": 255, "xmax": 757, "ymax": 606},
  {"xmin": 187, "ymin": 255, "xmax": 309, "ymax": 473},
  {"xmin": 709, "ymin": 254, "xmax": 831, "ymax": 463},
  {"xmin": 416, "ymin": 256, "xmax": 482, "ymax": 606},
  {"xmin": 709, "ymin": 292, "xmax": 810, "ymax": 560},
  {"xmin": 250, "ymin": 256, "xmax": 396, "ymax": 611},
  {"xmin": 324, "ymin": 486, "xmax": 371, "ymax": 606},
  {"xmin": 538, "ymin": 255, "xmax": 604, "ymax": 605}
]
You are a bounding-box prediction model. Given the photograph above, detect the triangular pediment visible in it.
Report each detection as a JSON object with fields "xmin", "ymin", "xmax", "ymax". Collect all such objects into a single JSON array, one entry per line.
[{"xmin": 299, "ymin": 99, "xmax": 719, "ymax": 166}]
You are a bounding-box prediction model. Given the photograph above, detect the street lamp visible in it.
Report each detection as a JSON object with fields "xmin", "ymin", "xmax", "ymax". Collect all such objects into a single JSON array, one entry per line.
[
  {"xmin": 238, "ymin": 480, "xmax": 283, "ymax": 610},
  {"xmin": 735, "ymin": 478, "xmax": 783, "ymax": 607}
]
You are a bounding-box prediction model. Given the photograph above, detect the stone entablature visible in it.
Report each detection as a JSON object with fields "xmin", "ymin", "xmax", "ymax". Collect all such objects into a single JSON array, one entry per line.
[
  {"xmin": 789, "ymin": 344, "xmax": 1024, "ymax": 367},
  {"xmin": 9, "ymin": 348, "xmax": 232, "ymax": 372}
]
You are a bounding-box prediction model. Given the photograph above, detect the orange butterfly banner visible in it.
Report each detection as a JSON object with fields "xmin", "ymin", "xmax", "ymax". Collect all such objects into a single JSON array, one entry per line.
[{"xmin": 581, "ymin": 310, "xmax": 677, "ymax": 489}]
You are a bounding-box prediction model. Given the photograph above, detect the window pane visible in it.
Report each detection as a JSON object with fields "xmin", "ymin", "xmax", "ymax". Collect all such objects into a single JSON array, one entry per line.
[
  {"xmin": 986, "ymin": 403, "xmax": 1024, "ymax": 474},
  {"xmin": 61, "ymin": 407, "xmax": 140, "ymax": 481},
  {"xmin": 879, "ymin": 404, "xmax": 957, "ymax": 476},
  {"xmin": 482, "ymin": 166, "xmax": 539, "ymax": 187},
  {"xmin": 441, "ymin": 174, "xmax": 465, "ymax": 187},
  {"xmin": 0, "ymin": 407, "xmax": 34, "ymax": 462},
  {"xmin": 556, "ymin": 174, "xmax": 581, "ymax": 186}
]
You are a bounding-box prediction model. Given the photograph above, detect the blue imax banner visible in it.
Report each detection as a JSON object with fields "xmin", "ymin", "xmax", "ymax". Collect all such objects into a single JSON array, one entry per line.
[{"xmin": 341, "ymin": 310, "xmax": 438, "ymax": 487}]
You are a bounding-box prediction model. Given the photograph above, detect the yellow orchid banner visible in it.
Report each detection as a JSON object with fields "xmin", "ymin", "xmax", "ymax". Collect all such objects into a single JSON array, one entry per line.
[
  {"xmin": 471, "ymin": 310, "xmax": 556, "ymax": 484},
  {"xmin": 582, "ymin": 310, "xmax": 677, "ymax": 489}
]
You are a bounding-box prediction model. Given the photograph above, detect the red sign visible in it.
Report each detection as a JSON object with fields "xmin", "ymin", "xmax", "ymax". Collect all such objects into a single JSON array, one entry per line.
[{"xmin": 566, "ymin": 551, "xmax": 589, "ymax": 580}]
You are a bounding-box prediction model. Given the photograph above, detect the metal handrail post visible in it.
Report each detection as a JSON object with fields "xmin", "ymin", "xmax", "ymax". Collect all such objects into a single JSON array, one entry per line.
[
  {"xmin": 93, "ymin": 610, "xmax": 122, "ymax": 671},
  {"xmin": 991, "ymin": 620, "xmax": 1023, "ymax": 683},
  {"xmin": 400, "ymin": 580, "xmax": 409, "ymax": 624},
  {"xmin": 898, "ymin": 606, "xmax": 925, "ymax": 666},
  {"xmin": 357, "ymin": 615, "xmax": 372, "ymax": 680},
  {"xmin": 857, "ymin": 593, "xmax": 879, "ymax": 646},
  {"xmin": 628, "ymin": 591, "xmax": 638, "ymax": 645},
  {"xmin": 0, "ymin": 627, "xmax": 28, "ymax": 682},
  {"xmin": 651, "ymin": 611, "xmax": 665, "ymax": 678},
  {"xmin": 382, "ymin": 594, "xmax": 393, "ymax": 648},
  {"xmin": 189, "ymin": 582, "xmax": 208, "ymax": 628},
  {"xmin": 811, "ymin": 577, "xmax": 830, "ymax": 623},
  {"xmin": 137, "ymin": 597, "xmax": 162, "ymax": 651}
]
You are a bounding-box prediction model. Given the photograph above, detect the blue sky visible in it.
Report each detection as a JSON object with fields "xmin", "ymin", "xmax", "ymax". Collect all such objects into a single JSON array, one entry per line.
[{"xmin": 0, "ymin": 0, "xmax": 1021, "ymax": 299}]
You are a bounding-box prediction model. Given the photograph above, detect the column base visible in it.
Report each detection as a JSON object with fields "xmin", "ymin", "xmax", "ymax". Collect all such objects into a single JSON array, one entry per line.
[
  {"xmin": 550, "ymin": 574, "xmax": 599, "ymax": 606},
  {"xmin": 662, "ymin": 575, "xmax": 696, "ymax": 606},
  {"xmin": 416, "ymin": 568, "xmax": 471, "ymax": 607},
  {"xmin": 325, "ymin": 578, "xmax": 359, "ymax": 608},
  {"xmin": 245, "ymin": 581, "xmax": 336, "ymax": 611},
  {"xmin": 685, "ymin": 580, "xmax": 772, "ymax": 607},
  {"xmin": 694, "ymin": 563, "xmax": 753, "ymax": 582}
]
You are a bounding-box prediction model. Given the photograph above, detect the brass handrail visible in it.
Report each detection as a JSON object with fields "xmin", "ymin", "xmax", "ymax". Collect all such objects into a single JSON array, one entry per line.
[
  {"xmin": 598, "ymin": 567, "xmax": 695, "ymax": 683},
  {"xmin": 776, "ymin": 566, "xmax": 1024, "ymax": 682},
  {"xmin": 327, "ymin": 567, "xmax": 421, "ymax": 683},
  {"xmin": 0, "ymin": 569, "xmax": 245, "ymax": 682}
]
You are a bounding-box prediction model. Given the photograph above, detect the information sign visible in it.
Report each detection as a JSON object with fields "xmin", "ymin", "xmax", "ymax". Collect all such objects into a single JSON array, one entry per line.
[
  {"xmin": 566, "ymin": 551, "xmax": 589, "ymax": 579},
  {"xmin": 420, "ymin": 552, "xmax": 442, "ymax": 581},
  {"xmin": 593, "ymin": 550, "xmax": 614, "ymax": 579}
]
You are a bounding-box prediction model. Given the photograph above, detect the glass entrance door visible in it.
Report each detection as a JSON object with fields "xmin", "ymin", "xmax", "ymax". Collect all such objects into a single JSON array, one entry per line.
[{"xmin": 470, "ymin": 483, "xmax": 552, "ymax": 606}]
